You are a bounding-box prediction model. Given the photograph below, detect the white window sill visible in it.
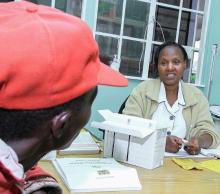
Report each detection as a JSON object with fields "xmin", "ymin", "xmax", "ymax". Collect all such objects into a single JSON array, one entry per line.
[{"xmin": 125, "ymin": 76, "xmax": 205, "ymax": 88}]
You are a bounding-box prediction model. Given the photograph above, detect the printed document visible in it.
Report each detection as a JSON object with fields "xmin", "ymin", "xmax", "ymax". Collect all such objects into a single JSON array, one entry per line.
[
  {"xmin": 58, "ymin": 130, "xmax": 100, "ymax": 155},
  {"xmin": 53, "ymin": 158, "xmax": 141, "ymax": 193}
]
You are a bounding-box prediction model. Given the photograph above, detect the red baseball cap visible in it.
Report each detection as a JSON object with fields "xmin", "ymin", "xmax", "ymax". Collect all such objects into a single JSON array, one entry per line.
[{"xmin": 0, "ymin": 1, "xmax": 128, "ymax": 110}]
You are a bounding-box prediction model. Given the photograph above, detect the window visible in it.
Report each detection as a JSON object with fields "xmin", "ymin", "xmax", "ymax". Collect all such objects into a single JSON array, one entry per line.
[
  {"xmin": 95, "ymin": 0, "xmax": 150, "ymax": 77},
  {"xmin": 95, "ymin": 0, "xmax": 208, "ymax": 84},
  {"xmin": 55, "ymin": 0, "xmax": 83, "ymax": 18},
  {"xmin": 27, "ymin": 0, "xmax": 84, "ymax": 18}
]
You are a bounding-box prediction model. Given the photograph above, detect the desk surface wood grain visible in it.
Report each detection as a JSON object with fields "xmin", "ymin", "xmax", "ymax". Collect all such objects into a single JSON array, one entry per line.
[{"xmin": 39, "ymin": 157, "xmax": 220, "ymax": 194}]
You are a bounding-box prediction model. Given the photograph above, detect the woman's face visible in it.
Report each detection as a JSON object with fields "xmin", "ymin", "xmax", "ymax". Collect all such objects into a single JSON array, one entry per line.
[{"xmin": 158, "ymin": 46, "xmax": 186, "ymax": 87}]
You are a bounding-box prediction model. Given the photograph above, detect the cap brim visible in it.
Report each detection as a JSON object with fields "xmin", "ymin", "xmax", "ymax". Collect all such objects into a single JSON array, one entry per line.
[{"xmin": 97, "ymin": 62, "xmax": 128, "ymax": 87}]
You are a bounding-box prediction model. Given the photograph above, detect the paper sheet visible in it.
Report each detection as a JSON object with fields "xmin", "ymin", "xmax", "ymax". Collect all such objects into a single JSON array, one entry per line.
[
  {"xmin": 172, "ymin": 158, "xmax": 203, "ymax": 170},
  {"xmin": 200, "ymin": 160, "xmax": 220, "ymax": 173}
]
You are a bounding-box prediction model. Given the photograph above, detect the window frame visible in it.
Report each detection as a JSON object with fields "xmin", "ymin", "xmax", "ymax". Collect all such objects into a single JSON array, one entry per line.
[
  {"xmin": 94, "ymin": 0, "xmax": 209, "ymax": 85},
  {"xmin": 23, "ymin": 0, "xmax": 86, "ymax": 19}
]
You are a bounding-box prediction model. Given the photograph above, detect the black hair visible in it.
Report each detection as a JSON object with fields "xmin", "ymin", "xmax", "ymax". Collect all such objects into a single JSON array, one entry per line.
[
  {"xmin": 0, "ymin": 87, "xmax": 97, "ymax": 141},
  {"xmin": 154, "ymin": 42, "xmax": 189, "ymax": 77}
]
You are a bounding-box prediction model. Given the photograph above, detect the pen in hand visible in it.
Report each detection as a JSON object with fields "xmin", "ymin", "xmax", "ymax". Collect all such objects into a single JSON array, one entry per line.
[
  {"xmin": 182, "ymin": 139, "xmax": 189, "ymax": 146},
  {"xmin": 183, "ymin": 139, "xmax": 200, "ymax": 155}
]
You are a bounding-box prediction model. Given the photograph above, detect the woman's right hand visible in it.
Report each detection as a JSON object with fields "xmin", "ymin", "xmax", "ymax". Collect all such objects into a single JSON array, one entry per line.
[{"xmin": 165, "ymin": 135, "xmax": 183, "ymax": 153}]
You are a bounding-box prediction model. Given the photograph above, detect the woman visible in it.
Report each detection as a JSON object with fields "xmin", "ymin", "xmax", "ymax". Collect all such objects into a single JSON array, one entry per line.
[{"xmin": 123, "ymin": 42, "xmax": 220, "ymax": 155}]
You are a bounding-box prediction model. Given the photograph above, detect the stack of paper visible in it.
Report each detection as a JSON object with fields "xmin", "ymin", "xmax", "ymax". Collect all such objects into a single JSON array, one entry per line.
[
  {"xmin": 165, "ymin": 149, "xmax": 208, "ymax": 158},
  {"xmin": 53, "ymin": 158, "xmax": 142, "ymax": 193},
  {"xmin": 165, "ymin": 147, "xmax": 220, "ymax": 158},
  {"xmin": 58, "ymin": 131, "xmax": 100, "ymax": 155},
  {"xmin": 200, "ymin": 148, "xmax": 220, "ymax": 158}
]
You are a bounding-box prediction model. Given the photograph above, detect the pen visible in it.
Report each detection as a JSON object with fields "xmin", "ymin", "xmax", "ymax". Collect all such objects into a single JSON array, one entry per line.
[
  {"xmin": 182, "ymin": 139, "xmax": 189, "ymax": 150},
  {"xmin": 182, "ymin": 139, "xmax": 188, "ymax": 145}
]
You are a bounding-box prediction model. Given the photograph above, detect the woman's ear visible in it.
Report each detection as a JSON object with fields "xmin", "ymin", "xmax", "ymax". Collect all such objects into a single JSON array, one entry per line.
[{"xmin": 51, "ymin": 111, "xmax": 71, "ymax": 138}]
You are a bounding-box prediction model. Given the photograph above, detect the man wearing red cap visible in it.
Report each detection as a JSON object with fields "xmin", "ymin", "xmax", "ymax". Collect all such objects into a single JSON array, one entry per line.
[{"xmin": 0, "ymin": 1, "xmax": 127, "ymax": 194}]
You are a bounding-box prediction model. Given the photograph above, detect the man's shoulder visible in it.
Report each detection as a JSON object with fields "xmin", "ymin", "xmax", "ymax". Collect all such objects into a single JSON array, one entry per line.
[{"xmin": 0, "ymin": 161, "xmax": 21, "ymax": 193}]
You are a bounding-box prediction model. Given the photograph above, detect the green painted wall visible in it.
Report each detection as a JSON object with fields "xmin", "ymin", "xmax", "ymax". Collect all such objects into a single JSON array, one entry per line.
[
  {"xmin": 85, "ymin": 80, "xmax": 140, "ymax": 139},
  {"xmin": 83, "ymin": 0, "xmax": 220, "ymax": 139},
  {"xmin": 201, "ymin": 0, "xmax": 220, "ymax": 105},
  {"xmin": 83, "ymin": 0, "xmax": 143, "ymax": 139}
]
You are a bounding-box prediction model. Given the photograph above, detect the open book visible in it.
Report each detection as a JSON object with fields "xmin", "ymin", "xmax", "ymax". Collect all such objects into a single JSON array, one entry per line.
[
  {"xmin": 58, "ymin": 130, "xmax": 100, "ymax": 155},
  {"xmin": 53, "ymin": 158, "xmax": 142, "ymax": 193}
]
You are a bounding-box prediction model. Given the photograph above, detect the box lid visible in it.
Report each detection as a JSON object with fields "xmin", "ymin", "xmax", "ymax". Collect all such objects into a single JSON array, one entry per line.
[{"xmin": 91, "ymin": 109, "xmax": 161, "ymax": 138}]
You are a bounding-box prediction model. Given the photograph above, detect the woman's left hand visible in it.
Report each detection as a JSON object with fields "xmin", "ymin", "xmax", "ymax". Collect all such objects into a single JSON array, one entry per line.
[{"xmin": 184, "ymin": 138, "xmax": 201, "ymax": 155}]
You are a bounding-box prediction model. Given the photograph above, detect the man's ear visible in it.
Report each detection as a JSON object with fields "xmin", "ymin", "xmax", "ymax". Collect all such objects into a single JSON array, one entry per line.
[{"xmin": 51, "ymin": 111, "xmax": 71, "ymax": 138}]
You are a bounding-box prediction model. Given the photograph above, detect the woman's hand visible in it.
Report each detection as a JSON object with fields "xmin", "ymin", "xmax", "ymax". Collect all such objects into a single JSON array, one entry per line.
[
  {"xmin": 184, "ymin": 133, "xmax": 213, "ymax": 155},
  {"xmin": 184, "ymin": 138, "xmax": 201, "ymax": 155},
  {"xmin": 165, "ymin": 135, "xmax": 183, "ymax": 153}
]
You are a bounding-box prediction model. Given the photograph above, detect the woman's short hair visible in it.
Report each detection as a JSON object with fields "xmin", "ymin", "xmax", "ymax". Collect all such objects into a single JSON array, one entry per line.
[{"xmin": 153, "ymin": 42, "xmax": 189, "ymax": 76}]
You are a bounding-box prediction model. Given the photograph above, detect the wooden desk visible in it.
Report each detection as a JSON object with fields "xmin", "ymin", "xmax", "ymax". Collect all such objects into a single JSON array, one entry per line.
[{"xmin": 39, "ymin": 157, "xmax": 220, "ymax": 194}]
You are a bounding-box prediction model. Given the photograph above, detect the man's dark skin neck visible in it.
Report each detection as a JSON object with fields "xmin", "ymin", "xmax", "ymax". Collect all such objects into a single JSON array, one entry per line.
[{"xmin": 7, "ymin": 125, "xmax": 52, "ymax": 172}]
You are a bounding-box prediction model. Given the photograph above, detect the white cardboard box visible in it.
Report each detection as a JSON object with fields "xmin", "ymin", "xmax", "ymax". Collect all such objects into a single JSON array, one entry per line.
[{"xmin": 91, "ymin": 110, "xmax": 168, "ymax": 169}]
